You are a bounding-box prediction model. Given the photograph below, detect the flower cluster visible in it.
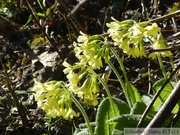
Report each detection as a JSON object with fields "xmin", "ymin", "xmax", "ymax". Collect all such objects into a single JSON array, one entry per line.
[
  {"xmin": 32, "ymin": 18, "xmax": 173, "ymax": 121},
  {"xmin": 63, "ymin": 61, "xmax": 99, "ymax": 105},
  {"xmin": 33, "ymin": 80, "xmax": 78, "ymax": 119},
  {"xmin": 107, "ymin": 18, "xmax": 172, "ymax": 59},
  {"xmin": 74, "ymin": 31, "xmax": 110, "ymax": 69},
  {"xmin": 62, "ymin": 32, "xmax": 111, "ymax": 105}
]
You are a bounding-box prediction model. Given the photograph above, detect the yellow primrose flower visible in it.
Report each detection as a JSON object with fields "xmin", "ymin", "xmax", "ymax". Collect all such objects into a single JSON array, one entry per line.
[
  {"xmin": 128, "ymin": 23, "xmax": 144, "ymax": 44},
  {"xmin": 76, "ymin": 77, "xmax": 99, "ymax": 103},
  {"xmin": 133, "ymin": 45, "xmax": 146, "ymax": 58},
  {"xmin": 74, "ymin": 32, "xmax": 110, "ymax": 69},
  {"xmin": 67, "ymin": 72, "xmax": 80, "ymax": 86},
  {"xmin": 107, "ymin": 21, "xmax": 120, "ymax": 34},
  {"xmin": 43, "ymin": 99, "xmax": 60, "ymax": 118},
  {"xmin": 77, "ymin": 31, "xmax": 89, "ymax": 43},
  {"xmin": 59, "ymin": 108, "xmax": 67, "ymax": 118},
  {"xmin": 64, "ymin": 108, "xmax": 78, "ymax": 120},
  {"xmin": 119, "ymin": 39, "xmax": 146, "ymax": 58},
  {"xmin": 73, "ymin": 42, "xmax": 82, "ymax": 56},
  {"xmin": 110, "ymin": 31, "xmax": 124, "ymax": 45},
  {"xmin": 90, "ymin": 76, "xmax": 100, "ymax": 95},
  {"xmin": 66, "ymin": 68, "xmax": 87, "ymax": 90},
  {"xmin": 33, "ymin": 80, "xmax": 78, "ymax": 119},
  {"xmin": 75, "ymin": 78, "xmax": 91, "ymax": 99},
  {"xmin": 149, "ymin": 40, "xmax": 172, "ymax": 59},
  {"xmin": 88, "ymin": 56, "xmax": 103, "ymax": 69},
  {"xmin": 63, "ymin": 60, "xmax": 84, "ymax": 74},
  {"xmin": 107, "ymin": 18, "xmax": 133, "ymax": 35},
  {"xmin": 62, "ymin": 61, "xmax": 74, "ymax": 74},
  {"xmin": 46, "ymin": 108, "xmax": 59, "ymax": 118},
  {"xmin": 107, "ymin": 19, "xmax": 127, "ymax": 45},
  {"xmin": 144, "ymin": 23, "xmax": 160, "ymax": 38}
]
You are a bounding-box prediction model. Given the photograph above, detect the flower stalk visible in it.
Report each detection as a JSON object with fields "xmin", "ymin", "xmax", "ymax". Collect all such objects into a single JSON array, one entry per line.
[
  {"xmin": 71, "ymin": 95, "xmax": 93, "ymax": 135},
  {"xmin": 89, "ymin": 69, "xmax": 117, "ymax": 116},
  {"xmin": 157, "ymin": 54, "xmax": 167, "ymax": 79}
]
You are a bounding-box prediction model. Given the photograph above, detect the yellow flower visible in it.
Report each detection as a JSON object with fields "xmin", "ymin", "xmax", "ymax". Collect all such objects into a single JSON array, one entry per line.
[
  {"xmin": 128, "ymin": 23, "xmax": 144, "ymax": 44},
  {"xmin": 133, "ymin": 45, "xmax": 146, "ymax": 58},
  {"xmin": 107, "ymin": 18, "xmax": 133, "ymax": 35},
  {"xmin": 144, "ymin": 23, "xmax": 160, "ymax": 38},
  {"xmin": 67, "ymin": 72, "xmax": 80, "ymax": 87},
  {"xmin": 63, "ymin": 61, "xmax": 83, "ymax": 74},
  {"xmin": 149, "ymin": 40, "xmax": 172, "ymax": 59},
  {"xmin": 120, "ymin": 39, "xmax": 146, "ymax": 58},
  {"xmin": 77, "ymin": 31, "xmax": 89, "ymax": 43},
  {"xmin": 74, "ymin": 32, "xmax": 110, "ymax": 69},
  {"xmin": 73, "ymin": 75, "xmax": 100, "ymax": 104},
  {"xmin": 33, "ymin": 80, "xmax": 78, "ymax": 119},
  {"xmin": 62, "ymin": 61, "xmax": 74, "ymax": 74},
  {"xmin": 90, "ymin": 76, "xmax": 100, "ymax": 95},
  {"xmin": 64, "ymin": 108, "xmax": 78, "ymax": 120},
  {"xmin": 88, "ymin": 56, "xmax": 103, "ymax": 69}
]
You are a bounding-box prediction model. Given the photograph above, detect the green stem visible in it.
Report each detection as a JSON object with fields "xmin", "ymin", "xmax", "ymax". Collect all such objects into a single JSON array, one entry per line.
[
  {"xmin": 90, "ymin": 70, "xmax": 116, "ymax": 116},
  {"xmin": 157, "ymin": 54, "xmax": 167, "ymax": 79},
  {"xmin": 71, "ymin": 95, "xmax": 93, "ymax": 135},
  {"xmin": 110, "ymin": 47, "xmax": 129, "ymax": 82},
  {"xmin": 108, "ymin": 61, "xmax": 136, "ymax": 107},
  {"xmin": 108, "ymin": 61, "xmax": 125, "ymax": 91},
  {"xmin": 110, "ymin": 47, "xmax": 135, "ymax": 108},
  {"xmin": 169, "ymin": 56, "xmax": 178, "ymax": 82}
]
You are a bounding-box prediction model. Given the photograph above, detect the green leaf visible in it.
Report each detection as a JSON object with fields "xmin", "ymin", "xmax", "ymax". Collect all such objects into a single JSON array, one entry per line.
[
  {"xmin": 19, "ymin": 15, "xmax": 32, "ymax": 31},
  {"xmin": 152, "ymin": 78, "xmax": 178, "ymax": 112},
  {"xmin": 125, "ymin": 82, "xmax": 142, "ymax": 108},
  {"xmin": 15, "ymin": 90, "xmax": 28, "ymax": 95},
  {"xmin": 74, "ymin": 122, "xmax": 96, "ymax": 135},
  {"xmin": 130, "ymin": 102, "xmax": 147, "ymax": 114},
  {"xmin": 107, "ymin": 114, "xmax": 151, "ymax": 131},
  {"xmin": 37, "ymin": 0, "xmax": 43, "ymax": 10},
  {"xmin": 141, "ymin": 94, "xmax": 157, "ymax": 114},
  {"xmin": 94, "ymin": 97, "xmax": 130, "ymax": 135},
  {"xmin": 36, "ymin": 12, "xmax": 45, "ymax": 17},
  {"xmin": 141, "ymin": 94, "xmax": 153, "ymax": 106},
  {"xmin": 112, "ymin": 129, "xmax": 123, "ymax": 135}
]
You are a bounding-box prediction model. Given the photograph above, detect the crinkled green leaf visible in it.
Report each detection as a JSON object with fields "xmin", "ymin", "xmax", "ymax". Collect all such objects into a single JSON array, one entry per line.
[
  {"xmin": 141, "ymin": 94, "xmax": 157, "ymax": 115},
  {"xmin": 95, "ymin": 97, "xmax": 130, "ymax": 135},
  {"xmin": 107, "ymin": 114, "xmax": 151, "ymax": 131},
  {"xmin": 74, "ymin": 122, "xmax": 96, "ymax": 135},
  {"xmin": 112, "ymin": 129, "xmax": 123, "ymax": 135},
  {"xmin": 130, "ymin": 102, "xmax": 147, "ymax": 114}
]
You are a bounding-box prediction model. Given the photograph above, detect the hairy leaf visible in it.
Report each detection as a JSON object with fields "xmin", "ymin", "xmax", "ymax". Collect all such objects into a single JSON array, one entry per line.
[{"xmin": 94, "ymin": 97, "xmax": 130, "ymax": 135}]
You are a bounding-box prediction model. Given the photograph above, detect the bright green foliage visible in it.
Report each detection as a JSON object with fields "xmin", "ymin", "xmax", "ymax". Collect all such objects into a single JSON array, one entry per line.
[
  {"xmin": 152, "ymin": 78, "xmax": 179, "ymax": 113},
  {"xmin": 130, "ymin": 101, "xmax": 147, "ymax": 115},
  {"xmin": 107, "ymin": 114, "xmax": 151, "ymax": 133},
  {"xmin": 94, "ymin": 97, "xmax": 130, "ymax": 135},
  {"xmin": 124, "ymin": 81, "xmax": 142, "ymax": 108}
]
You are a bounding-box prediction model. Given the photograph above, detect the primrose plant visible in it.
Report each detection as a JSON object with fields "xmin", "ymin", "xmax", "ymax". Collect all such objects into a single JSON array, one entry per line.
[{"xmin": 33, "ymin": 18, "xmax": 173, "ymax": 135}]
